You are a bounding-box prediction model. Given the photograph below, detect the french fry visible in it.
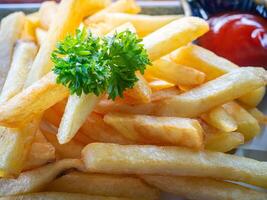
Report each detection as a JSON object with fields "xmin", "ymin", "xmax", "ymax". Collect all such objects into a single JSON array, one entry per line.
[
  {"xmin": 20, "ymin": 17, "xmax": 38, "ymax": 41},
  {"xmin": 35, "ymin": 28, "xmax": 47, "ymax": 46},
  {"xmin": 0, "ymin": 41, "xmax": 37, "ymax": 104},
  {"xmin": 123, "ymin": 72, "xmax": 152, "ymax": 104},
  {"xmin": 238, "ymin": 86, "xmax": 266, "ymax": 107},
  {"xmin": 85, "ymin": 0, "xmax": 141, "ymax": 24},
  {"xmin": 142, "ymin": 175, "xmax": 267, "ymax": 200},
  {"xmin": 39, "ymin": 1, "xmax": 58, "ymax": 30},
  {"xmin": 91, "ymin": 13, "xmax": 181, "ymax": 37},
  {"xmin": 25, "ymin": 0, "xmax": 109, "ymax": 87},
  {"xmin": 171, "ymin": 44, "xmax": 266, "ymax": 106},
  {"xmin": 201, "ymin": 106, "xmax": 238, "ymax": 132},
  {"xmin": 171, "ymin": 44, "xmax": 238, "ymax": 80},
  {"xmin": 42, "ymin": 129, "xmax": 84, "ymax": 159},
  {"xmin": 95, "ymin": 99, "xmax": 155, "ymax": 115},
  {"xmin": 45, "ymin": 172, "xmax": 159, "ymax": 200},
  {"xmin": 57, "ymin": 23, "xmax": 136, "ymax": 144},
  {"xmin": 82, "ymin": 143, "xmax": 267, "ymax": 188},
  {"xmin": 204, "ymin": 131, "xmax": 244, "ymax": 152},
  {"xmin": 23, "ymin": 131, "xmax": 56, "ymax": 170},
  {"xmin": 145, "ymin": 56, "xmax": 206, "ymax": 86},
  {"xmin": 104, "ymin": 113, "xmax": 203, "ymax": 148},
  {"xmin": 0, "ymin": 193, "xmax": 137, "ymax": 200},
  {"xmin": 0, "ymin": 122, "xmax": 38, "ymax": 176},
  {"xmin": 0, "ymin": 159, "xmax": 84, "ymax": 196},
  {"xmin": 148, "ymin": 78, "xmax": 175, "ymax": 91},
  {"xmin": 153, "ymin": 67, "xmax": 267, "ymax": 117},
  {"xmin": 0, "ymin": 72, "xmax": 69, "ymax": 128},
  {"xmin": 143, "ymin": 17, "xmax": 209, "ymax": 61},
  {"xmin": 223, "ymin": 102, "xmax": 261, "ymax": 141},
  {"xmin": 58, "ymin": 94, "xmax": 100, "ymax": 144},
  {"xmin": 80, "ymin": 112, "xmax": 132, "ymax": 144},
  {"xmin": 248, "ymin": 107, "xmax": 267, "ymax": 125},
  {"xmin": 151, "ymin": 87, "xmax": 180, "ymax": 102},
  {"xmin": 0, "ymin": 12, "xmax": 25, "ymax": 92}
]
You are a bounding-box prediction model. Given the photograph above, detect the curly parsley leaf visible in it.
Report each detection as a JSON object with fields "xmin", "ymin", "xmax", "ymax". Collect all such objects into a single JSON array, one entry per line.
[{"xmin": 51, "ymin": 28, "xmax": 150, "ymax": 100}]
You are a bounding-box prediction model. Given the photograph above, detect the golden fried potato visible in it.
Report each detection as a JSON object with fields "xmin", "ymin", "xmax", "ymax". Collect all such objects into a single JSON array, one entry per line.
[
  {"xmin": 223, "ymin": 102, "xmax": 261, "ymax": 141},
  {"xmin": 90, "ymin": 13, "xmax": 181, "ymax": 37},
  {"xmin": 35, "ymin": 28, "xmax": 47, "ymax": 46},
  {"xmin": 142, "ymin": 175, "xmax": 267, "ymax": 200},
  {"xmin": 85, "ymin": 0, "xmax": 140, "ymax": 24},
  {"xmin": 0, "ymin": 159, "xmax": 84, "ymax": 196},
  {"xmin": 42, "ymin": 129, "xmax": 84, "ymax": 159},
  {"xmin": 201, "ymin": 106, "xmax": 237, "ymax": 132},
  {"xmin": 45, "ymin": 172, "xmax": 159, "ymax": 200},
  {"xmin": 153, "ymin": 67, "xmax": 267, "ymax": 117},
  {"xmin": 0, "ymin": 41, "xmax": 37, "ymax": 104},
  {"xmin": 143, "ymin": 17, "xmax": 209, "ymax": 61},
  {"xmin": 0, "ymin": 72, "xmax": 69, "ymax": 127},
  {"xmin": 39, "ymin": 1, "xmax": 58, "ymax": 30},
  {"xmin": 0, "ymin": 12, "xmax": 25, "ymax": 92},
  {"xmin": 145, "ymin": 56, "xmax": 206, "ymax": 86},
  {"xmin": 23, "ymin": 131, "xmax": 55, "ymax": 170},
  {"xmin": 104, "ymin": 113, "xmax": 203, "ymax": 148},
  {"xmin": 238, "ymin": 86, "xmax": 266, "ymax": 107},
  {"xmin": 82, "ymin": 143, "xmax": 267, "ymax": 188},
  {"xmin": 171, "ymin": 44, "xmax": 266, "ymax": 106},
  {"xmin": 0, "ymin": 121, "xmax": 38, "ymax": 176},
  {"xmin": 248, "ymin": 108, "xmax": 267, "ymax": 125}
]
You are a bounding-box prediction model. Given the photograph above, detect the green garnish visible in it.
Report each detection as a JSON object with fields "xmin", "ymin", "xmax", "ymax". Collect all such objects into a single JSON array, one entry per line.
[{"xmin": 51, "ymin": 28, "xmax": 151, "ymax": 100}]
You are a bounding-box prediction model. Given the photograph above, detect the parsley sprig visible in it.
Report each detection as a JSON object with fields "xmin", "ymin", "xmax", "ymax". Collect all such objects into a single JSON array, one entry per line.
[{"xmin": 51, "ymin": 28, "xmax": 151, "ymax": 100}]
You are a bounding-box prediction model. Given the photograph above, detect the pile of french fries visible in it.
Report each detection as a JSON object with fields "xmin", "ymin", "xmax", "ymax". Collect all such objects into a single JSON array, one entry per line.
[{"xmin": 0, "ymin": 0, "xmax": 267, "ymax": 199}]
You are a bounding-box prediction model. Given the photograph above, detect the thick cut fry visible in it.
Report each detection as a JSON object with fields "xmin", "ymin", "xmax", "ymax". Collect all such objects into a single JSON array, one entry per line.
[
  {"xmin": 171, "ymin": 44, "xmax": 238, "ymax": 80},
  {"xmin": 82, "ymin": 143, "xmax": 267, "ymax": 188},
  {"xmin": 148, "ymin": 78, "xmax": 175, "ymax": 91},
  {"xmin": 143, "ymin": 17, "xmax": 209, "ymax": 61},
  {"xmin": 0, "ymin": 12, "xmax": 25, "ymax": 92},
  {"xmin": 0, "ymin": 72, "xmax": 69, "ymax": 127},
  {"xmin": 25, "ymin": 0, "xmax": 109, "ymax": 87},
  {"xmin": 0, "ymin": 41, "xmax": 37, "ymax": 104},
  {"xmin": 80, "ymin": 113, "xmax": 132, "ymax": 144},
  {"xmin": 248, "ymin": 108, "xmax": 267, "ymax": 125},
  {"xmin": 23, "ymin": 131, "xmax": 56, "ymax": 170},
  {"xmin": 151, "ymin": 87, "xmax": 180, "ymax": 102},
  {"xmin": 45, "ymin": 172, "xmax": 159, "ymax": 200},
  {"xmin": 171, "ymin": 44, "xmax": 266, "ymax": 105},
  {"xmin": 153, "ymin": 67, "xmax": 267, "ymax": 117},
  {"xmin": 142, "ymin": 175, "xmax": 267, "ymax": 200},
  {"xmin": 58, "ymin": 23, "xmax": 136, "ymax": 144},
  {"xmin": 145, "ymin": 56, "xmax": 206, "ymax": 86},
  {"xmin": 223, "ymin": 102, "xmax": 261, "ymax": 141},
  {"xmin": 201, "ymin": 106, "xmax": 238, "ymax": 132},
  {"xmin": 39, "ymin": 1, "xmax": 58, "ymax": 30},
  {"xmin": 0, "ymin": 122, "xmax": 38, "ymax": 176},
  {"xmin": 42, "ymin": 129, "xmax": 83, "ymax": 159},
  {"xmin": 0, "ymin": 193, "xmax": 137, "ymax": 200},
  {"xmin": 20, "ymin": 18, "xmax": 38, "ymax": 41},
  {"xmin": 124, "ymin": 72, "xmax": 152, "ymax": 104},
  {"xmin": 238, "ymin": 86, "xmax": 266, "ymax": 107},
  {"xmin": 35, "ymin": 28, "xmax": 47, "ymax": 46},
  {"xmin": 204, "ymin": 131, "xmax": 244, "ymax": 152},
  {"xmin": 104, "ymin": 113, "xmax": 203, "ymax": 148},
  {"xmin": 58, "ymin": 94, "xmax": 100, "ymax": 144},
  {"xmin": 0, "ymin": 159, "xmax": 84, "ymax": 196},
  {"xmin": 91, "ymin": 13, "xmax": 181, "ymax": 37},
  {"xmin": 95, "ymin": 99, "xmax": 155, "ymax": 115},
  {"xmin": 85, "ymin": 0, "xmax": 140, "ymax": 24}
]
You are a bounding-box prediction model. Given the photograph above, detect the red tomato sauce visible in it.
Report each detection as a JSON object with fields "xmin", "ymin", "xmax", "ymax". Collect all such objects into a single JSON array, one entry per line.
[{"xmin": 198, "ymin": 12, "xmax": 267, "ymax": 68}]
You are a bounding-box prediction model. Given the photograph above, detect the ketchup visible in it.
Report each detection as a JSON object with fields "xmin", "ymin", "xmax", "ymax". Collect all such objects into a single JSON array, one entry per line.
[{"xmin": 198, "ymin": 12, "xmax": 267, "ymax": 68}]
